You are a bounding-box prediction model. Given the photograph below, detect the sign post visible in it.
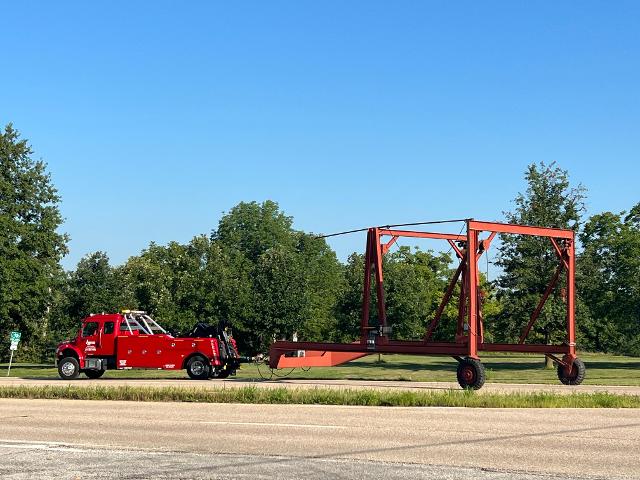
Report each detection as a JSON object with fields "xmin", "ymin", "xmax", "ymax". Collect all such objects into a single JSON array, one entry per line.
[{"xmin": 7, "ymin": 331, "xmax": 21, "ymax": 377}]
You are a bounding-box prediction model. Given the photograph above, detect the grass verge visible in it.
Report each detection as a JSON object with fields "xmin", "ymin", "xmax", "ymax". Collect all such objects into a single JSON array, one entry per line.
[{"xmin": 1, "ymin": 385, "xmax": 638, "ymax": 408}]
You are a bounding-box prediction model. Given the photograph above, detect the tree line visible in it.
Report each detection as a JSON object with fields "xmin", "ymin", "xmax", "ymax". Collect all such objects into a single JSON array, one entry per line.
[{"xmin": 1, "ymin": 124, "xmax": 639, "ymax": 360}]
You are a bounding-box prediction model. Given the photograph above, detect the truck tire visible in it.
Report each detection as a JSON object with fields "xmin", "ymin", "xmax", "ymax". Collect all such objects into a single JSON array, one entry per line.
[
  {"xmin": 84, "ymin": 369, "xmax": 105, "ymax": 379},
  {"xmin": 58, "ymin": 357, "xmax": 80, "ymax": 380},
  {"xmin": 186, "ymin": 355, "xmax": 211, "ymax": 380}
]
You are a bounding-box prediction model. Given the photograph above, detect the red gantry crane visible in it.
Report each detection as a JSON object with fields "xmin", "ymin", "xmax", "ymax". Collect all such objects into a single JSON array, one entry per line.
[{"xmin": 269, "ymin": 219, "xmax": 585, "ymax": 390}]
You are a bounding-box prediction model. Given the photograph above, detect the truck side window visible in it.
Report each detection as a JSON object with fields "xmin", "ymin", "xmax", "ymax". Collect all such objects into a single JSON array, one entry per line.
[
  {"xmin": 82, "ymin": 322, "xmax": 99, "ymax": 337},
  {"xmin": 103, "ymin": 321, "xmax": 114, "ymax": 334}
]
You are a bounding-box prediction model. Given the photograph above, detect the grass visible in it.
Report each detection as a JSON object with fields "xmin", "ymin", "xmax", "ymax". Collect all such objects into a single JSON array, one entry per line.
[
  {"xmin": 0, "ymin": 384, "xmax": 638, "ymax": 408},
  {"xmin": 3, "ymin": 352, "xmax": 640, "ymax": 385}
]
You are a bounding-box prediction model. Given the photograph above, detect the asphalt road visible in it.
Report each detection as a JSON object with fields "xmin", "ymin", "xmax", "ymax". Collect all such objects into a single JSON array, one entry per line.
[
  {"xmin": 3, "ymin": 376, "xmax": 640, "ymax": 395},
  {"xmin": 0, "ymin": 399, "xmax": 638, "ymax": 479}
]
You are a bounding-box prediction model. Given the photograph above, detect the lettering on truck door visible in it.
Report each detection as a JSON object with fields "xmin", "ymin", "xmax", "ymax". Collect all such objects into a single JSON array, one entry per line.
[{"xmin": 79, "ymin": 321, "xmax": 100, "ymax": 355}]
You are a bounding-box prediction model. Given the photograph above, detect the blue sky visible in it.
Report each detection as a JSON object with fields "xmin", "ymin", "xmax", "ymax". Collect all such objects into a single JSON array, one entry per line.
[{"xmin": 1, "ymin": 2, "xmax": 638, "ymax": 269}]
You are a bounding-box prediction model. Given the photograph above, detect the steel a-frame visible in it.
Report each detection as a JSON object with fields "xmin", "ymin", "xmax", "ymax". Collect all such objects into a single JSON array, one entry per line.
[{"xmin": 269, "ymin": 219, "xmax": 585, "ymax": 389}]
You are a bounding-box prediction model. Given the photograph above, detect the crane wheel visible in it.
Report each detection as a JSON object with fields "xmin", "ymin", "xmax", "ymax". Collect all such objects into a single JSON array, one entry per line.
[
  {"xmin": 456, "ymin": 357, "xmax": 486, "ymax": 390},
  {"xmin": 557, "ymin": 358, "xmax": 586, "ymax": 385}
]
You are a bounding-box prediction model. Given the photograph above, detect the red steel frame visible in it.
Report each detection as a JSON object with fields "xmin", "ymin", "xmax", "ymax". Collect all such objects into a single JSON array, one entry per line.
[{"xmin": 269, "ymin": 219, "xmax": 577, "ymax": 370}]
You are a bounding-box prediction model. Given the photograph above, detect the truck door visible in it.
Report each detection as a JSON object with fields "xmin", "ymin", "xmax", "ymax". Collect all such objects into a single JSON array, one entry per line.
[
  {"xmin": 78, "ymin": 321, "xmax": 100, "ymax": 357},
  {"xmin": 96, "ymin": 320, "xmax": 117, "ymax": 356}
]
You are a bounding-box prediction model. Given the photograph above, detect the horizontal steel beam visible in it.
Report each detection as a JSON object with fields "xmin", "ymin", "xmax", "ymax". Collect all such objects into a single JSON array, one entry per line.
[
  {"xmin": 468, "ymin": 220, "xmax": 574, "ymax": 239},
  {"xmin": 274, "ymin": 351, "xmax": 369, "ymax": 369},
  {"xmin": 377, "ymin": 229, "xmax": 466, "ymax": 241},
  {"xmin": 270, "ymin": 340, "xmax": 470, "ymax": 358},
  {"xmin": 270, "ymin": 340, "xmax": 573, "ymax": 363},
  {"xmin": 480, "ymin": 343, "xmax": 572, "ymax": 354}
]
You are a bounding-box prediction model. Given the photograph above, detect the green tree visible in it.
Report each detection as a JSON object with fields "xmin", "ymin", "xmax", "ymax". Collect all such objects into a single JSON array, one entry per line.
[
  {"xmin": 118, "ymin": 241, "xmax": 193, "ymax": 333},
  {"xmin": 295, "ymin": 233, "xmax": 344, "ymax": 342},
  {"xmin": 169, "ymin": 235, "xmax": 254, "ymax": 337},
  {"xmin": 0, "ymin": 124, "xmax": 68, "ymax": 346},
  {"xmin": 579, "ymin": 203, "xmax": 640, "ymax": 354},
  {"xmin": 213, "ymin": 201, "xmax": 343, "ymax": 353},
  {"xmin": 175, "ymin": 236, "xmax": 235, "ymax": 325},
  {"xmin": 253, "ymin": 246, "xmax": 307, "ymax": 340},
  {"xmin": 115, "ymin": 237, "xmax": 237, "ymax": 336},
  {"xmin": 494, "ymin": 162, "xmax": 587, "ymax": 357},
  {"xmin": 384, "ymin": 247, "xmax": 452, "ymax": 340},
  {"xmin": 65, "ymin": 252, "xmax": 120, "ymax": 320},
  {"xmin": 335, "ymin": 253, "xmax": 366, "ymax": 342},
  {"xmin": 215, "ymin": 200, "xmax": 295, "ymax": 261},
  {"xmin": 335, "ymin": 246, "xmax": 468, "ymax": 343},
  {"xmin": 50, "ymin": 252, "xmax": 121, "ymax": 341}
]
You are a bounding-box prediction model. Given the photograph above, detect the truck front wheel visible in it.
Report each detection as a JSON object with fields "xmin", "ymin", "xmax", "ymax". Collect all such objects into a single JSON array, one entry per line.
[
  {"xmin": 186, "ymin": 355, "xmax": 211, "ymax": 380},
  {"xmin": 58, "ymin": 357, "xmax": 80, "ymax": 380}
]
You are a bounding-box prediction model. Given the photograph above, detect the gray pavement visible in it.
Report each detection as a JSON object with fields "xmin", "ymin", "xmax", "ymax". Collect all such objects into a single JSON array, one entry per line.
[
  {"xmin": 0, "ymin": 443, "xmax": 602, "ymax": 480},
  {"xmin": 0, "ymin": 399, "xmax": 638, "ymax": 479}
]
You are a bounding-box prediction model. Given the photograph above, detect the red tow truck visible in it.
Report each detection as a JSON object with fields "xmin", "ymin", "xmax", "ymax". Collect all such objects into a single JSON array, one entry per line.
[{"xmin": 55, "ymin": 311, "xmax": 243, "ymax": 380}]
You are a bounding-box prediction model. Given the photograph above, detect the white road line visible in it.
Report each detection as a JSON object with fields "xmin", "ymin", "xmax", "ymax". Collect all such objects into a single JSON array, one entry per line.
[
  {"xmin": 0, "ymin": 442, "xmax": 88, "ymax": 453},
  {"xmin": 0, "ymin": 439, "xmax": 61, "ymax": 445},
  {"xmin": 0, "ymin": 439, "xmax": 168, "ymax": 455},
  {"xmin": 200, "ymin": 421, "xmax": 346, "ymax": 429}
]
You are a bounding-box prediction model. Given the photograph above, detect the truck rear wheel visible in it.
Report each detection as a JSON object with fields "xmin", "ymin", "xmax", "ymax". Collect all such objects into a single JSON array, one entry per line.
[
  {"xmin": 186, "ymin": 355, "xmax": 211, "ymax": 380},
  {"xmin": 84, "ymin": 369, "xmax": 105, "ymax": 379},
  {"xmin": 58, "ymin": 357, "xmax": 80, "ymax": 380}
]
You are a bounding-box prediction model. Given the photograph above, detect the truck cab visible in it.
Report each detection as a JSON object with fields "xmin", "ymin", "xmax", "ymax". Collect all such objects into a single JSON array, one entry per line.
[{"xmin": 56, "ymin": 311, "xmax": 242, "ymax": 380}]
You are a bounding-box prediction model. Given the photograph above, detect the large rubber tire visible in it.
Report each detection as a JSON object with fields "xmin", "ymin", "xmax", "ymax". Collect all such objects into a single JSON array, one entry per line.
[
  {"xmin": 557, "ymin": 358, "xmax": 586, "ymax": 385},
  {"xmin": 84, "ymin": 369, "xmax": 105, "ymax": 379},
  {"xmin": 456, "ymin": 357, "xmax": 486, "ymax": 390},
  {"xmin": 58, "ymin": 357, "xmax": 80, "ymax": 380},
  {"xmin": 186, "ymin": 355, "xmax": 211, "ymax": 380}
]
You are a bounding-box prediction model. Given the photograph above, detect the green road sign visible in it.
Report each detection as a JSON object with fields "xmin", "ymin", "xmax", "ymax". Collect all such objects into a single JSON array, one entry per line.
[{"xmin": 7, "ymin": 331, "xmax": 20, "ymax": 376}]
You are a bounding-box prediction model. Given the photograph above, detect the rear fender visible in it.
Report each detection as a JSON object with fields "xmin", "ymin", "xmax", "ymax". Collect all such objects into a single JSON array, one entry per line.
[
  {"xmin": 182, "ymin": 340, "xmax": 221, "ymax": 369},
  {"xmin": 182, "ymin": 351, "xmax": 211, "ymax": 369}
]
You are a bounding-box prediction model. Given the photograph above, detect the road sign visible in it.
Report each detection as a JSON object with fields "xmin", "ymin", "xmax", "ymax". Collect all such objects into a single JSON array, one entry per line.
[{"xmin": 7, "ymin": 331, "xmax": 21, "ymax": 376}]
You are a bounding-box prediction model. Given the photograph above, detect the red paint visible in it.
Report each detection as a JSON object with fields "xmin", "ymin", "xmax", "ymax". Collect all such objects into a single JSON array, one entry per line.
[
  {"xmin": 269, "ymin": 219, "xmax": 582, "ymax": 387},
  {"xmin": 56, "ymin": 313, "xmax": 237, "ymax": 373}
]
